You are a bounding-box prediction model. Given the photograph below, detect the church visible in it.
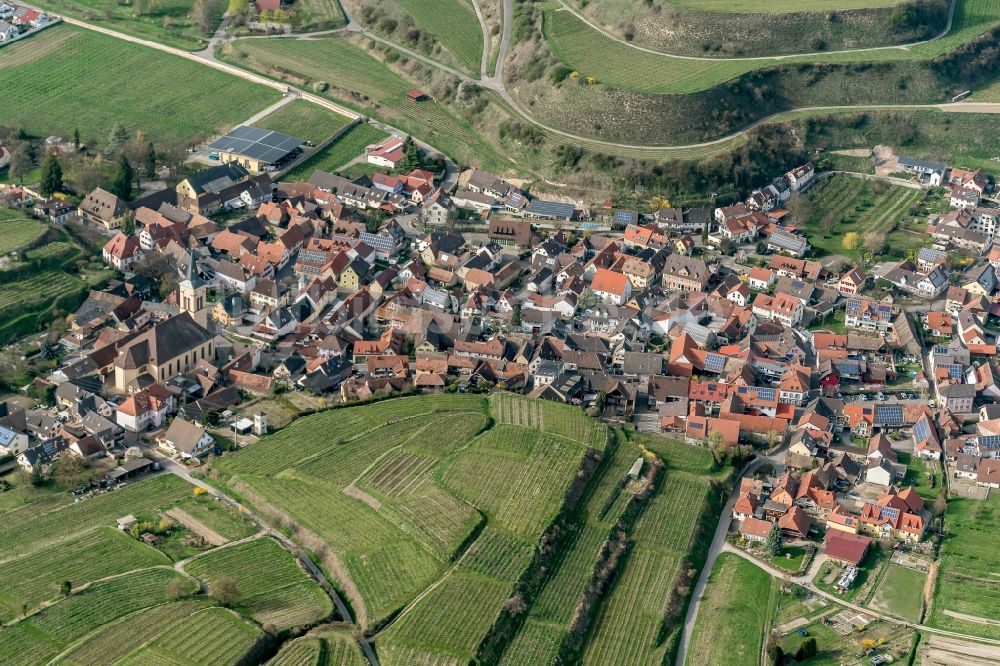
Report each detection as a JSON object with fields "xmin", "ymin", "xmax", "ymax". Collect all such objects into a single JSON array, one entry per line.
[{"xmin": 112, "ymin": 257, "xmax": 214, "ymax": 392}]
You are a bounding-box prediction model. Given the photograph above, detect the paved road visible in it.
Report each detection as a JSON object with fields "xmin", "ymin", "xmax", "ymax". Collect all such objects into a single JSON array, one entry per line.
[
  {"xmin": 551, "ymin": 0, "xmax": 958, "ymax": 62},
  {"xmin": 675, "ymin": 455, "xmax": 778, "ymax": 666},
  {"xmin": 47, "ymin": 6, "xmax": 1000, "ymax": 155}
]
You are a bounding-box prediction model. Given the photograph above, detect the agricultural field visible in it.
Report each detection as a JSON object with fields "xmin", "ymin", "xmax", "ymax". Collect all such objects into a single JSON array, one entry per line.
[
  {"xmin": 269, "ymin": 632, "xmax": 368, "ymax": 666},
  {"xmin": 0, "ymin": 568, "xmax": 198, "ymax": 666},
  {"xmin": 440, "ymin": 425, "xmax": 592, "ymax": 538},
  {"xmin": 581, "ymin": 468, "xmax": 717, "ymax": 665},
  {"xmin": 685, "ymin": 553, "xmax": 777, "ymax": 666},
  {"xmin": 499, "ymin": 439, "xmax": 645, "ymax": 665},
  {"xmin": 0, "ymin": 211, "xmax": 47, "ymax": 255},
  {"xmin": 928, "ymin": 494, "xmax": 1000, "ymax": 638},
  {"xmin": 119, "ymin": 606, "xmax": 262, "ymax": 665},
  {"xmin": 568, "ymin": 0, "xmax": 944, "ymax": 58},
  {"xmin": 0, "ymin": 526, "xmax": 169, "ymax": 621},
  {"xmin": 254, "ymin": 100, "xmax": 354, "ymax": 146},
  {"xmin": 392, "ymin": 0, "xmax": 484, "ymax": 74},
  {"xmin": 220, "ymin": 35, "xmax": 517, "ymax": 173},
  {"xmin": 169, "ymin": 493, "xmax": 259, "ymax": 542},
  {"xmin": 791, "ymin": 174, "xmax": 926, "ymax": 260},
  {"xmin": 211, "ymin": 396, "xmax": 497, "ymax": 629},
  {"xmin": 298, "ymin": 0, "xmax": 347, "ymax": 30},
  {"xmin": 635, "ymin": 432, "xmax": 718, "ymax": 476},
  {"xmin": 544, "ymin": 0, "xmax": 1000, "ymax": 94},
  {"xmin": 282, "ymin": 123, "xmax": 389, "ymax": 182},
  {"xmin": 490, "ymin": 392, "xmax": 607, "ymax": 448},
  {"xmin": 867, "ymin": 564, "xmax": 925, "ymax": 622},
  {"xmin": 39, "ymin": 0, "xmax": 221, "ymax": 49},
  {"xmin": 0, "ymin": 26, "xmax": 280, "ymax": 148},
  {"xmin": 184, "ymin": 536, "xmax": 333, "ymax": 630},
  {"xmin": 0, "ymin": 474, "xmax": 191, "ymax": 563}
]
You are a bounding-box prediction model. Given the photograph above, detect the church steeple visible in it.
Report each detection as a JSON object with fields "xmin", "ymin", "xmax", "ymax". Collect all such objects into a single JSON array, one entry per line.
[{"xmin": 177, "ymin": 251, "xmax": 208, "ymax": 327}]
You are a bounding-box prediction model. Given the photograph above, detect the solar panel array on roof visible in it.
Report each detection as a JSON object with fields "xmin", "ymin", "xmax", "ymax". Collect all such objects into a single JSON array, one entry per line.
[
  {"xmin": 874, "ymin": 405, "xmax": 903, "ymax": 425},
  {"xmin": 208, "ymin": 126, "xmax": 305, "ymax": 165},
  {"xmin": 881, "ymin": 506, "xmax": 900, "ymax": 522},
  {"xmin": 739, "ymin": 385, "xmax": 776, "ymax": 402},
  {"xmin": 615, "ymin": 210, "xmax": 636, "ymax": 224},
  {"xmin": 978, "ymin": 435, "xmax": 1000, "ymax": 450},
  {"xmin": 704, "ymin": 353, "xmax": 726, "ymax": 371},
  {"xmin": 939, "ymin": 364, "xmax": 964, "ymax": 380},
  {"xmin": 359, "ymin": 232, "xmax": 393, "ymax": 252},
  {"xmin": 913, "ymin": 417, "xmax": 931, "ymax": 442}
]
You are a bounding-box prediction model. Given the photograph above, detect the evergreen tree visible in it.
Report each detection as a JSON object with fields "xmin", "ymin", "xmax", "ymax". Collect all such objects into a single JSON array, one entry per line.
[
  {"xmin": 39, "ymin": 154, "xmax": 63, "ymax": 197},
  {"xmin": 121, "ymin": 212, "xmax": 136, "ymax": 236},
  {"xmin": 107, "ymin": 122, "xmax": 129, "ymax": 154},
  {"xmin": 73, "ymin": 127, "xmax": 81, "ymax": 150},
  {"xmin": 144, "ymin": 141, "xmax": 157, "ymax": 179},
  {"xmin": 766, "ymin": 521, "xmax": 783, "ymax": 557},
  {"xmin": 398, "ymin": 136, "xmax": 420, "ymax": 172},
  {"xmin": 111, "ymin": 154, "xmax": 135, "ymax": 200}
]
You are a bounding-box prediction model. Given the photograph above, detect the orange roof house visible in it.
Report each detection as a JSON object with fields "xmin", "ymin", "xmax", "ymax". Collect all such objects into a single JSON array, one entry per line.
[{"xmin": 778, "ymin": 506, "xmax": 811, "ymax": 538}]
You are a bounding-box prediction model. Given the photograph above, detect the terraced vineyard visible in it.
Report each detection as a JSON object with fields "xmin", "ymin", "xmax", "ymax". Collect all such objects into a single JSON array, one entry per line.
[
  {"xmin": 0, "ymin": 568, "xmax": 198, "ymax": 666},
  {"xmin": 185, "ymin": 537, "xmax": 333, "ymax": 631},
  {"xmin": 581, "ymin": 468, "xmax": 718, "ymax": 664},
  {"xmin": 0, "ymin": 212, "xmax": 47, "ymax": 255},
  {"xmin": 393, "ymin": 0, "xmax": 484, "ymax": 74},
  {"xmin": 212, "ymin": 396, "xmax": 491, "ymax": 628},
  {"xmin": 254, "ymin": 100, "xmax": 354, "ymax": 145},
  {"xmin": 122, "ymin": 606, "xmax": 262, "ymax": 665},
  {"xmin": 0, "ymin": 26, "xmax": 279, "ymax": 146},
  {"xmin": 221, "ymin": 36, "xmax": 516, "ymax": 172},
  {"xmin": 266, "ymin": 636, "xmax": 323, "ymax": 666},
  {"xmin": 544, "ymin": 0, "xmax": 1000, "ymax": 94},
  {"xmin": 490, "ymin": 392, "xmax": 607, "ymax": 447},
  {"xmin": 0, "ymin": 527, "xmax": 169, "ymax": 621}
]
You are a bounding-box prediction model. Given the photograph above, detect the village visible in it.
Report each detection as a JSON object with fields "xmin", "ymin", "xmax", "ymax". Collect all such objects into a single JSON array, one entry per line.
[{"xmin": 1, "ymin": 121, "xmax": 1000, "ymax": 660}]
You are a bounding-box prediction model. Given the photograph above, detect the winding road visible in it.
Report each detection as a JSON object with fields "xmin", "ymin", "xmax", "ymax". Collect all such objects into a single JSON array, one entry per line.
[{"xmin": 42, "ymin": 0, "xmax": 1000, "ymax": 156}]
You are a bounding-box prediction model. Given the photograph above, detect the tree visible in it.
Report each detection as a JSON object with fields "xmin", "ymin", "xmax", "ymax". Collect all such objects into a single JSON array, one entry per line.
[
  {"xmin": 794, "ymin": 636, "xmax": 817, "ymax": 660},
  {"xmin": 211, "ymin": 576, "xmax": 240, "ymax": 606},
  {"xmin": 766, "ymin": 429, "xmax": 782, "ymax": 450},
  {"xmin": 39, "ymin": 153, "xmax": 64, "ymax": 197},
  {"xmin": 766, "ymin": 638, "xmax": 784, "ymax": 666},
  {"xmin": 30, "ymin": 462, "xmax": 46, "ymax": 487},
  {"xmin": 511, "ymin": 304, "xmax": 522, "ymax": 327},
  {"xmin": 227, "ymin": 0, "xmax": 246, "ymax": 15},
  {"xmin": 842, "ymin": 231, "xmax": 861, "ymax": 251},
  {"xmin": 9, "ymin": 144, "xmax": 33, "ymax": 186},
  {"xmin": 166, "ymin": 577, "xmax": 191, "ymax": 599},
  {"xmin": 932, "ymin": 492, "xmax": 947, "ymax": 519},
  {"xmin": 766, "ymin": 521, "xmax": 783, "ymax": 557},
  {"xmin": 73, "ymin": 127, "xmax": 81, "ymax": 150},
  {"xmin": 107, "ymin": 122, "xmax": 129, "ymax": 154},
  {"xmin": 193, "ymin": 0, "xmax": 219, "ymax": 33},
  {"xmin": 111, "ymin": 153, "xmax": 135, "ymax": 200},
  {"xmin": 60, "ymin": 581, "xmax": 73, "ymax": 597},
  {"xmin": 398, "ymin": 136, "xmax": 420, "ymax": 172},
  {"xmin": 122, "ymin": 212, "xmax": 136, "ymax": 237},
  {"xmin": 144, "ymin": 141, "xmax": 157, "ymax": 179},
  {"xmin": 52, "ymin": 454, "xmax": 88, "ymax": 488}
]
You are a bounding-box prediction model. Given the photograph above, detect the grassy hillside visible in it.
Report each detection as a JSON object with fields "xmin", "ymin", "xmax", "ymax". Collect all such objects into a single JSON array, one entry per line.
[
  {"xmin": 38, "ymin": 0, "xmax": 222, "ymax": 50},
  {"xmin": 569, "ymin": 0, "xmax": 942, "ymax": 57},
  {"xmin": 219, "ymin": 35, "xmax": 521, "ymax": 173}
]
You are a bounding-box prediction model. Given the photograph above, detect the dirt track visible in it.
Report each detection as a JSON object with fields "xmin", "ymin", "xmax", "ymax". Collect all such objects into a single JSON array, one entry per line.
[{"xmin": 166, "ymin": 508, "xmax": 228, "ymax": 546}]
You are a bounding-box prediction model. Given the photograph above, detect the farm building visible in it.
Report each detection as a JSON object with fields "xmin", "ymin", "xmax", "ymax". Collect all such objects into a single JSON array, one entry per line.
[
  {"xmin": 824, "ymin": 530, "xmax": 871, "ymax": 566},
  {"xmin": 207, "ymin": 125, "xmax": 305, "ymax": 174}
]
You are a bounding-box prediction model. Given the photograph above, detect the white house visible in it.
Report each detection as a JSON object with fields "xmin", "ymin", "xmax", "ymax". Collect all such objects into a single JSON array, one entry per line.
[
  {"xmin": 0, "ymin": 425, "xmax": 29, "ymax": 456},
  {"xmin": 161, "ymin": 417, "xmax": 214, "ymax": 458},
  {"xmin": 0, "ymin": 19, "xmax": 17, "ymax": 40}
]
